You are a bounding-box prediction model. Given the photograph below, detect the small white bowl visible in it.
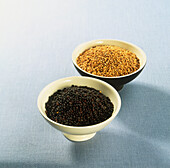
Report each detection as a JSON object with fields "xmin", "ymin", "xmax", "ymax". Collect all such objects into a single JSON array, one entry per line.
[{"xmin": 37, "ymin": 76, "xmax": 121, "ymax": 142}]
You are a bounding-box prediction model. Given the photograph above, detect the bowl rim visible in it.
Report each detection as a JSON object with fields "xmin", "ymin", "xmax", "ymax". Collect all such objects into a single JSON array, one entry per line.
[
  {"xmin": 37, "ymin": 76, "xmax": 121, "ymax": 129},
  {"xmin": 72, "ymin": 39, "xmax": 147, "ymax": 79}
]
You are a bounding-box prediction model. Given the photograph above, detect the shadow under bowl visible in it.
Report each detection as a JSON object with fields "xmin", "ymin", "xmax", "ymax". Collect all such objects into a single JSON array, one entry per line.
[
  {"xmin": 37, "ymin": 76, "xmax": 121, "ymax": 142},
  {"xmin": 72, "ymin": 39, "xmax": 147, "ymax": 91}
]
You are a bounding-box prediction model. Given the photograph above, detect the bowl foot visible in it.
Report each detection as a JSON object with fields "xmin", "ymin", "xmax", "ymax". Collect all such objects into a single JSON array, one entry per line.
[
  {"xmin": 63, "ymin": 133, "xmax": 96, "ymax": 142},
  {"xmin": 113, "ymin": 85, "xmax": 124, "ymax": 91}
]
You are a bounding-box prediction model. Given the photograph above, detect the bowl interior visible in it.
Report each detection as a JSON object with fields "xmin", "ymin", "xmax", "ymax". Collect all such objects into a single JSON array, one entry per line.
[
  {"xmin": 72, "ymin": 39, "xmax": 146, "ymax": 78},
  {"xmin": 38, "ymin": 76, "xmax": 121, "ymax": 129}
]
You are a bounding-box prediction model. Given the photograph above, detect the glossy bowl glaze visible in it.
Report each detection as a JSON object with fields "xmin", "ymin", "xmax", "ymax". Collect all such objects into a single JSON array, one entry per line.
[
  {"xmin": 72, "ymin": 39, "xmax": 147, "ymax": 91},
  {"xmin": 37, "ymin": 76, "xmax": 121, "ymax": 142}
]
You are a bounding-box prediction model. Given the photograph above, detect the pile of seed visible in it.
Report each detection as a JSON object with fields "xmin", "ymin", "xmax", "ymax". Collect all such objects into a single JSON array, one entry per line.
[
  {"xmin": 77, "ymin": 45, "xmax": 140, "ymax": 77},
  {"xmin": 45, "ymin": 85, "xmax": 114, "ymax": 126}
]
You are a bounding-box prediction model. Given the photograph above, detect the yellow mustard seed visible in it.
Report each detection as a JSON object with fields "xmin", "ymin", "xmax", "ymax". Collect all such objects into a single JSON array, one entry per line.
[{"xmin": 76, "ymin": 45, "xmax": 140, "ymax": 77}]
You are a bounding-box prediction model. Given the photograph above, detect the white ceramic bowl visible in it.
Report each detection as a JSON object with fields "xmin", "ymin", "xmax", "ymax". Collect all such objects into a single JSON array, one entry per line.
[
  {"xmin": 72, "ymin": 39, "xmax": 147, "ymax": 91},
  {"xmin": 37, "ymin": 76, "xmax": 121, "ymax": 142}
]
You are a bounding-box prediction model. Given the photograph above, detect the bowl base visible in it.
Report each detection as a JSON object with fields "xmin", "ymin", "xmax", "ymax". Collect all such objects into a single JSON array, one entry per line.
[
  {"xmin": 63, "ymin": 132, "xmax": 96, "ymax": 142},
  {"xmin": 113, "ymin": 85, "xmax": 124, "ymax": 91}
]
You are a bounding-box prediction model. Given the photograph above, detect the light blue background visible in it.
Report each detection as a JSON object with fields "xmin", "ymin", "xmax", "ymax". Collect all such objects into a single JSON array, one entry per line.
[{"xmin": 0, "ymin": 0, "xmax": 170, "ymax": 167}]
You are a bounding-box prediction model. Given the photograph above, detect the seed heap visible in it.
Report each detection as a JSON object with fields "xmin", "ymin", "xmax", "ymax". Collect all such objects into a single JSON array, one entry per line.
[
  {"xmin": 77, "ymin": 45, "xmax": 140, "ymax": 77},
  {"xmin": 45, "ymin": 85, "xmax": 114, "ymax": 126}
]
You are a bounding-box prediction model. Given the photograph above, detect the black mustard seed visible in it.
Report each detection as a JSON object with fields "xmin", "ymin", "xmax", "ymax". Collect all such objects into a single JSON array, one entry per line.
[{"xmin": 45, "ymin": 85, "xmax": 114, "ymax": 126}]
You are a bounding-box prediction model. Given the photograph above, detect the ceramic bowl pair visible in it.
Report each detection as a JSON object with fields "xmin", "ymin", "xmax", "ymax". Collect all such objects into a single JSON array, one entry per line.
[{"xmin": 37, "ymin": 39, "xmax": 146, "ymax": 142}]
